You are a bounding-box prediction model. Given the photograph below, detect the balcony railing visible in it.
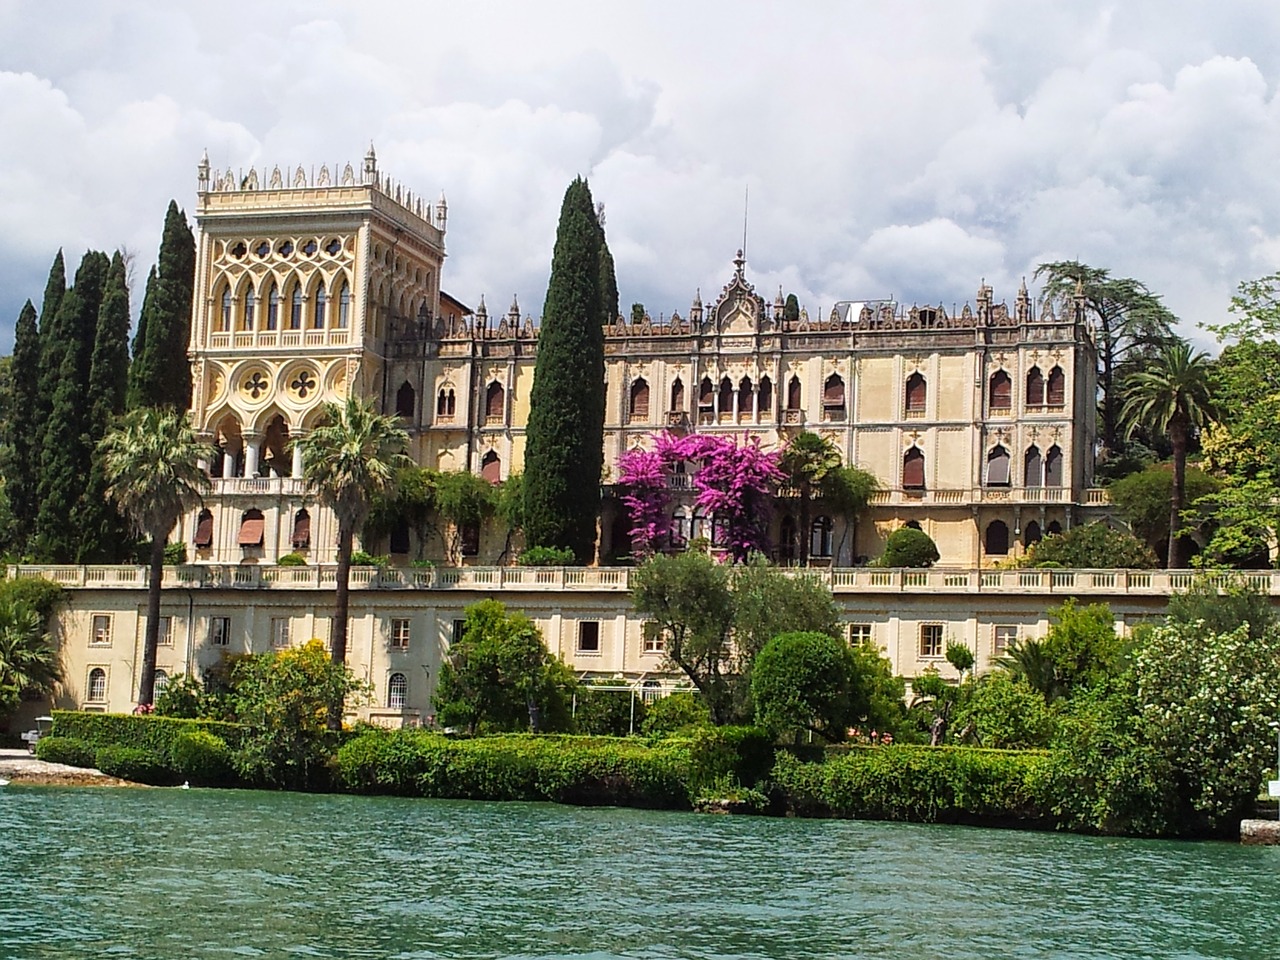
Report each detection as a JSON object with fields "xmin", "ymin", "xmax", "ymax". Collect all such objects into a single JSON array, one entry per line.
[
  {"xmin": 210, "ymin": 477, "xmax": 306, "ymax": 496},
  {"xmin": 10, "ymin": 564, "xmax": 1271, "ymax": 596},
  {"xmin": 867, "ymin": 487, "xmax": 1110, "ymax": 507}
]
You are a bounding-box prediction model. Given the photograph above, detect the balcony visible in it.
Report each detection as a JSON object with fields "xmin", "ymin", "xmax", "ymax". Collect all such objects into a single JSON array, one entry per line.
[
  {"xmin": 210, "ymin": 477, "xmax": 306, "ymax": 496},
  {"xmin": 208, "ymin": 329, "xmax": 350, "ymax": 350}
]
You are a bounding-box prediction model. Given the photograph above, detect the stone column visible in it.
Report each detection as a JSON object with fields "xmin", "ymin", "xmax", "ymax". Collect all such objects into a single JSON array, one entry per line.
[
  {"xmin": 291, "ymin": 437, "xmax": 305, "ymax": 479},
  {"xmin": 222, "ymin": 449, "xmax": 236, "ymax": 478},
  {"xmin": 243, "ymin": 434, "xmax": 261, "ymax": 478}
]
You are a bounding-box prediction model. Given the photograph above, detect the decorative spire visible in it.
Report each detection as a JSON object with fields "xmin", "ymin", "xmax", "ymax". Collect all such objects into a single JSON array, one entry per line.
[
  {"xmin": 436, "ymin": 190, "xmax": 448, "ymax": 230},
  {"xmin": 733, "ymin": 248, "xmax": 746, "ymax": 280},
  {"xmin": 363, "ymin": 142, "xmax": 378, "ymax": 184},
  {"xmin": 476, "ymin": 294, "xmax": 488, "ymax": 319},
  {"xmin": 508, "ymin": 294, "xmax": 520, "ymax": 318},
  {"xmin": 197, "ymin": 149, "xmax": 210, "ymax": 190}
]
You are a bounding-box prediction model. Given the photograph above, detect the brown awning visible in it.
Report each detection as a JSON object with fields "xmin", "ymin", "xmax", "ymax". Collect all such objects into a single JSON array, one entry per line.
[
  {"xmin": 238, "ymin": 517, "xmax": 265, "ymax": 547},
  {"xmin": 291, "ymin": 512, "xmax": 311, "ymax": 549},
  {"xmin": 194, "ymin": 514, "xmax": 214, "ymax": 548}
]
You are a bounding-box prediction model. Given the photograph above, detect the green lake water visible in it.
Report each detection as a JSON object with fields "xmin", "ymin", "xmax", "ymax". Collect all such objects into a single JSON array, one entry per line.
[{"xmin": 2, "ymin": 786, "xmax": 1276, "ymax": 959}]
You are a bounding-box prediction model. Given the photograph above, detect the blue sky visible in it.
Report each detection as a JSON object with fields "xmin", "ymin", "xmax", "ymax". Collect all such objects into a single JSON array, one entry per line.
[{"xmin": 3, "ymin": 1, "xmax": 1280, "ymax": 350}]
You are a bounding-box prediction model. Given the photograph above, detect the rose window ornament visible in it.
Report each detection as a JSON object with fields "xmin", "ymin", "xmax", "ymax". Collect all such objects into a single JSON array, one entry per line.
[
  {"xmin": 243, "ymin": 371, "xmax": 269, "ymax": 399},
  {"xmin": 290, "ymin": 370, "xmax": 317, "ymax": 399}
]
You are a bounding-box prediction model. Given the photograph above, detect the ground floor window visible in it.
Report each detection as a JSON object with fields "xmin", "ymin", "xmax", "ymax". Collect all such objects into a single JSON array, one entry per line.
[
  {"xmin": 87, "ymin": 667, "xmax": 107, "ymax": 702},
  {"xmin": 994, "ymin": 624, "xmax": 1018, "ymax": 656},
  {"xmin": 848, "ymin": 623, "xmax": 873, "ymax": 646},
  {"xmin": 387, "ymin": 672, "xmax": 408, "ymax": 710},
  {"xmin": 919, "ymin": 624, "xmax": 944, "ymax": 658}
]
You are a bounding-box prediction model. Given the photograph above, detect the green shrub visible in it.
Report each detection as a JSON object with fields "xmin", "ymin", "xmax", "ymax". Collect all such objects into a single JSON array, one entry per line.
[
  {"xmin": 95, "ymin": 745, "xmax": 176, "ymax": 785},
  {"xmin": 640, "ymin": 692, "xmax": 711, "ymax": 736},
  {"xmin": 349, "ymin": 551, "xmax": 389, "ymax": 567},
  {"xmin": 573, "ymin": 685, "xmax": 647, "ymax": 736},
  {"xmin": 0, "ymin": 575, "xmax": 63, "ymax": 619},
  {"xmin": 169, "ymin": 731, "xmax": 235, "ymax": 786},
  {"xmin": 154, "ymin": 674, "xmax": 208, "ymax": 719},
  {"xmin": 35, "ymin": 735, "xmax": 97, "ymax": 768},
  {"xmin": 276, "ymin": 552, "xmax": 308, "ymax": 567},
  {"xmin": 773, "ymin": 745, "xmax": 1056, "ymax": 825},
  {"xmin": 50, "ymin": 710, "xmax": 246, "ymax": 755},
  {"xmin": 518, "ymin": 546, "xmax": 577, "ymax": 566},
  {"xmin": 879, "ymin": 527, "xmax": 940, "ymax": 568}
]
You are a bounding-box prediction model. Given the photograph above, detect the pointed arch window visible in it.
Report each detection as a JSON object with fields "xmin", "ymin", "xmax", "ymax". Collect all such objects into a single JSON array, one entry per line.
[
  {"xmin": 481, "ymin": 450, "xmax": 501, "ymax": 484},
  {"xmin": 219, "ymin": 286, "xmax": 232, "ymax": 332},
  {"xmin": 737, "ymin": 376, "xmax": 754, "ymax": 420},
  {"xmin": 1047, "ymin": 366, "xmax": 1066, "ymax": 407},
  {"xmin": 1023, "ymin": 520, "xmax": 1042, "ymax": 548},
  {"xmin": 988, "ymin": 370, "xmax": 1012, "ymax": 412},
  {"xmin": 396, "ymin": 381, "xmax": 416, "ymax": 420},
  {"xmin": 485, "ymin": 381, "xmax": 505, "ymax": 422},
  {"xmin": 985, "ymin": 520, "xmax": 1010, "ymax": 556},
  {"xmin": 758, "ymin": 376, "xmax": 773, "ymax": 417},
  {"xmin": 905, "ymin": 373, "xmax": 927, "ymax": 417},
  {"xmin": 698, "ymin": 377, "xmax": 714, "ymax": 407},
  {"xmin": 629, "ymin": 378, "xmax": 650, "ymax": 422},
  {"xmin": 290, "ymin": 284, "xmax": 303, "ymax": 330},
  {"xmin": 718, "ymin": 377, "xmax": 734, "ymax": 417},
  {"xmin": 436, "ymin": 386, "xmax": 456, "ymax": 420},
  {"xmin": 265, "ymin": 282, "xmax": 279, "ymax": 330},
  {"xmin": 337, "ymin": 280, "xmax": 351, "ymax": 329},
  {"xmin": 823, "ymin": 374, "xmax": 846, "ymax": 421},
  {"xmin": 313, "ymin": 283, "xmax": 327, "ymax": 329},
  {"xmin": 986, "ymin": 445, "xmax": 1011, "ymax": 486},
  {"xmin": 670, "ymin": 377, "xmax": 685, "ymax": 413},
  {"xmin": 1024, "ymin": 446, "xmax": 1043, "ymax": 487},
  {"xmin": 787, "ymin": 376, "xmax": 802, "ymax": 411},
  {"xmin": 291, "ymin": 509, "xmax": 311, "ymax": 550},
  {"xmin": 902, "ymin": 447, "xmax": 926, "ymax": 490},
  {"xmin": 1047, "ymin": 520, "xmax": 1063, "ymax": 536},
  {"xmin": 1045, "ymin": 445, "xmax": 1064, "ymax": 486},
  {"xmin": 242, "ymin": 284, "xmax": 256, "ymax": 330},
  {"xmin": 1026, "ymin": 366, "xmax": 1044, "ymax": 407}
]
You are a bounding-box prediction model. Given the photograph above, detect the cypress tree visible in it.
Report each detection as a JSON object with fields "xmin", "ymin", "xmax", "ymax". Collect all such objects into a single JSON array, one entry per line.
[
  {"xmin": 599, "ymin": 243, "xmax": 619, "ymax": 326},
  {"xmin": 125, "ymin": 265, "xmax": 156, "ymax": 410},
  {"xmin": 2, "ymin": 301, "xmax": 40, "ymax": 553},
  {"xmin": 33, "ymin": 250, "xmax": 66, "ymax": 431},
  {"xmin": 77, "ymin": 252, "xmax": 133, "ymax": 562},
  {"xmin": 130, "ymin": 201, "xmax": 195, "ymax": 409},
  {"xmin": 523, "ymin": 178, "xmax": 608, "ymax": 562},
  {"xmin": 35, "ymin": 250, "xmax": 110, "ymax": 561}
]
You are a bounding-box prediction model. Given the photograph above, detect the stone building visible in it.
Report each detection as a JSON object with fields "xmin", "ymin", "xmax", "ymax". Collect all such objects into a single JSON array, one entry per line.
[{"xmin": 181, "ymin": 150, "xmax": 1104, "ymax": 570}]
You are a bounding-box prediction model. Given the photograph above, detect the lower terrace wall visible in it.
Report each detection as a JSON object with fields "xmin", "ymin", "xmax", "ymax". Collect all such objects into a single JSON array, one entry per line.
[{"xmin": 15, "ymin": 564, "xmax": 1257, "ymax": 725}]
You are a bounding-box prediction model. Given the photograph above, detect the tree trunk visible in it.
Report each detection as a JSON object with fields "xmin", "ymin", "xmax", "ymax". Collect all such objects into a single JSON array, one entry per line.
[
  {"xmin": 798, "ymin": 481, "xmax": 812, "ymax": 567},
  {"xmin": 329, "ymin": 520, "xmax": 354, "ymax": 731},
  {"xmin": 137, "ymin": 536, "xmax": 165, "ymax": 707},
  {"xmin": 1168, "ymin": 421, "xmax": 1188, "ymax": 569}
]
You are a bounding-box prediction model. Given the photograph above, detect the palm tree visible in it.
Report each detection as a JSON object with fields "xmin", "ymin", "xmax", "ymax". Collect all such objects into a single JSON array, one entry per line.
[
  {"xmin": 101, "ymin": 408, "xmax": 211, "ymax": 706},
  {"xmin": 780, "ymin": 431, "xmax": 842, "ymax": 566},
  {"xmin": 0, "ymin": 598, "xmax": 60, "ymax": 716},
  {"xmin": 294, "ymin": 397, "xmax": 409, "ymax": 673},
  {"xmin": 995, "ymin": 638, "xmax": 1064, "ymax": 703},
  {"xmin": 1120, "ymin": 341, "xmax": 1218, "ymax": 568}
]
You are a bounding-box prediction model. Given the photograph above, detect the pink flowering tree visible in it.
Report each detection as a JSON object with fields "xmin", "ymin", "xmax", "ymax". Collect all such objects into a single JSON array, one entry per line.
[{"xmin": 616, "ymin": 446, "xmax": 670, "ymax": 556}]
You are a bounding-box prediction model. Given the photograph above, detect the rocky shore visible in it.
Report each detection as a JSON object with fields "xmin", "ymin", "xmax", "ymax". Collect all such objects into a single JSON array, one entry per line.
[{"xmin": 0, "ymin": 748, "xmax": 134, "ymax": 787}]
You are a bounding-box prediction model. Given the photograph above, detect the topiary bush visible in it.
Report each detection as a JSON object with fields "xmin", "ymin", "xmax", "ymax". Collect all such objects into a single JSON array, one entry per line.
[
  {"xmin": 349, "ymin": 551, "xmax": 389, "ymax": 567},
  {"xmin": 169, "ymin": 730, "xmax": 236, "ymax": 786},
  {"xmin": 640, "ymin": 692, "xmax": 711, "ymax": 736},
  {"xmin": 518, "ymin": 546, "xmax": 576, "ymax": 566},
  {"xmin": 35, "ymin": 735, "xmax": 97, "ymax": 768},
  {"xmin": 276, "ymin": 552, "xmax": 308, "ymax": 567},
  {"xmin": 879, "ymin": 527, "xmax": 940, "ymax": 568},
  {"xmin": 95, "ymin": 745, "xmax": 176, "ymax": 785}
]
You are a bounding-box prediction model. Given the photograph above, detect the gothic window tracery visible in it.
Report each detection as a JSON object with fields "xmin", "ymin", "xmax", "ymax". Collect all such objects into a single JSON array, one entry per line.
[
  {"xmin": 313, "ymin": 283, "xmax": 327, "ymax": 329},
  {"xmin": 266, "ymin": 282, "xmax": 279, "ymax": 330},
  {"xmin": 290, "ymin": 284, "xmax": 303, "ymax": 330},
  {"xmin": 902, "ymin": 447, "xmax": 926, "ymax": 489},
  {"xmin": 338, "ymin": 281, "xmax": 350, "ymax": 329},
  {"xmin": 629, "ymin": 378, "xmax": 650, "ymax": 422},
  {"xmin": 1047, "ymin": 366, "xmax": 1066, "ymax": 407},
  {"xmin": 989, "ymin": 370, "xmax": 1012, "ymax": 412},
  {"xmin": 1026, "ymin": 366, "xmax": 1045, "ymax": 407},
  {"xmin": 905, "ymin": 373, "xmax": 927, "ymax": 417}
]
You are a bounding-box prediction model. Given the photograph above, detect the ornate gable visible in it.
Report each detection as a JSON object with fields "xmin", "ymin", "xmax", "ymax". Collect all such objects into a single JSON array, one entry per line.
[{"xmin": 708, "ymin": 250, "xmax": 767, "ymax": 335}]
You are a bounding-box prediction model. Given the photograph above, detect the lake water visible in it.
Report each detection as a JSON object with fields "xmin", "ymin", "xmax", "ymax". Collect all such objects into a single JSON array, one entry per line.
[{"xmin": 2, "ymin": 786, "xmax": 1275, "ymax": 959}]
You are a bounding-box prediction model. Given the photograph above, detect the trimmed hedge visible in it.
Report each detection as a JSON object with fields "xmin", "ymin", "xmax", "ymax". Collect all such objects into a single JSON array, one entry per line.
[
  {"xmin": 95, "ymin": 746, "xmax": 175, "ymax": 785},
  {"xmin": 49, "ymin": 711, "xmax": 243, "ymax": 786},
  {"xmin": 336, "ymin": 730, "xmax": 695, "ymax": 808},
  {"xmin": 35, "ymin": 736, "xmax": 98, "ymax": 768},
  {"xmin": 169, "ymin": 730, "xmax": 235, "ymax": 786},
  {"xmin": 51, "ymin": 710, "xmax": 245, "ymax": 754},
  {"xmin": 773, "ymin": 745, "xmax": 1057, "ymax": 826}
]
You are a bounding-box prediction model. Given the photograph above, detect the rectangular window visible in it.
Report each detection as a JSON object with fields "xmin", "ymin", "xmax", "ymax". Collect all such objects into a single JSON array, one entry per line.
[
  {"xmin": 390, "ymin": 618, "xmax": 411, "ymax": 650},
  {"xmin": 209, "ymin": 616, "xmax": 231, "ymax": 647},
  {"xmin": 994, "ymin": 624, "xmax": 1018, "ymax": 656},
  {"xmin": 920, "ymin": 624, "xmax": 944, "ymax": 658},
  {"xmin": 90, "ymin": 614, "xmax": 112, "ymax": 646},
  {"xmin": 577, "ymin": 621, "xmax": 601, "ymax": 653},
  {"xmin": 157, "ymin": 616, "xmax": 174, "ymax": 647},
  {"xmin": 642, "ymin": 621, "xmax": 665, "ymax": 654},
  {"xmin": 271, "ymin": 617, "xmax": 291, "ymax": 650},
  {"xmin": 848, "ymin": 623, "xmax": 873, "ymax": 646}
]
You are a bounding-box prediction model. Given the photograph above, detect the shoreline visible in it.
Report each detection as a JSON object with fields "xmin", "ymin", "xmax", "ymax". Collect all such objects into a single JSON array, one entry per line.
[{"xmin": 0, "ymin": 748, "xmax": 136, "ymax": 788}]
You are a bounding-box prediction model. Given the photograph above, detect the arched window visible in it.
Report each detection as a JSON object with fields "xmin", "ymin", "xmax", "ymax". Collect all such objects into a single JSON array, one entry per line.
[
  {"xmin": 905, "ymin": 520, "xmax": 922, "ymax": 531},
  {"xmin": 671, "ymin": 506, "xmax": 690, "ymax": 547},
  {"xmin": 1025, "ymin": 446, "xmax": 1043, "ymax": 487},
  {"xmin": 87, "ymin": 668, "xmax": 107, "ymax": 702},
  {"xmin": 265, "ymin": 281, "xmax": 279, "ymax": 331},
  {"xmin": 779, "ymin": 515, "xmax": 798, "ymax": 565},
  {"xmin": 396, "ymin": 381, "xmax": 415, "ymax": 420},
  {"xmin": 242, "ymin": 284, "xmax": 256, "ymax": 330},
  {"xmin": 390, "ymin": 522, "xmax": 411, "ymax": 555},
  {"xmin": 219, "ymin": 286, "xmax": 232, "ymax": 332},
  {"xmin": 291, "ymin": 509, "xmax": 311, "ymax": 550},
  {"xmin": 1047, "ymin": 366, "xmax": 1066, "ymax": 406},
  {"xmin": 988, "ymin": 370, "xmax": 1012, "ymax": 412},
  {"xmin": 986, "ymin": 445, "xmax": 1011, "ymax": 486},
  {"xmin": 436, "ymin": 387, "xmax": 456, "ymax": 419},
  {"xmin": 985, "ymin": 520, "xmax": 1010, "ymax": 556},
  {"xmin": 758, "ymin": 375, "xmax": 773, "ymax": 416},
  {"xmin": 787, "ymin": 376, "xmax": 802, "ymax": 411},
  {"xmin": 905, "ymin": 373, "xmax": 927, "ymax": 417},
  {"xmin": 1045, "ymin": 445, "xmax": 1064, "ymax": 486},
  {"xmin": 1026, "ymin": 366, "xmax": 1044, "ymax": 406},
  {"xmin": 485, "ymin": 381, "xmax": 505, "ymax": 421},
  {"xmin": 337, "ymin": 280, "xmax": 351, "ymax": 329},
  {"xmin": 238, "ymin": 508, "xmax": 265, "ymax": 547},
  {"xmin": 481, "ymin": 450, "xmax": 501, "ymax": 484},
  {"xmin": 691, "ymin": 507, "xmax": 710, "ymax": 542},
  {"xmin": 823, "ymin": 374, "xmax": 846, "ymax": 421},
  {"xmin": 1047, "ymin": 520, "xmax": 1063, "ymax": 536},
  {"xmin": 153, "ymin": 670, "xmax": 169, "ymax": 697},
  {"xmin": 718, "ymin": 376, "xmax": 734, "ymax": 416},
  {"xmin": 312, "ymin": 283, "xmax": 327, "ymax": 329},
  {"xmin": 629, "ymin": 378, "xmax": 650, "ymax": 421},
  {"xmin": 387, "ymin": 672, "xmax": 408, "ymax": 710},
  {"xmin": 902, "ymin": 447, "xmax": 926, "ymax": 489},
  {"xmin": 290, "ymin": 284, "xmax": 303, "ymax": 330},
  {"xmin": 1023, "ymin": 520, "xmax": 1042, "ymax": 548},
  {"xmin": 194, "ymin": 509, "xmax": 214, "ymax": 548},
  {"xmin": 670, "ymin": 377, "xmax": 685, "ymax": 413},
  {"xmin": 698, "ymin": 377, "xmax": 714, "ymax": 409},
  {"xmin": 811, "ymin": 516, "xmax": 834, "ymax": 558}
]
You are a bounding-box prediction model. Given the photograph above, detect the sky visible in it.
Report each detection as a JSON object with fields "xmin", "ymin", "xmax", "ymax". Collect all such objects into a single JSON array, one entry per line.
[{"xmin": 3, "ymin": 1, "xmax": 1280, "ymax": 351}]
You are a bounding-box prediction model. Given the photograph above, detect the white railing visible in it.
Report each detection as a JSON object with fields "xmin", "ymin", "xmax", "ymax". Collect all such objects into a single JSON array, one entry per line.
[
  {"xmin": 10, "ymin": 563, "xmax": 1280, "ymax": 596},
  {"xmin": 210, "ymin": 477, "xmax": 306, "ymax": 496}
]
